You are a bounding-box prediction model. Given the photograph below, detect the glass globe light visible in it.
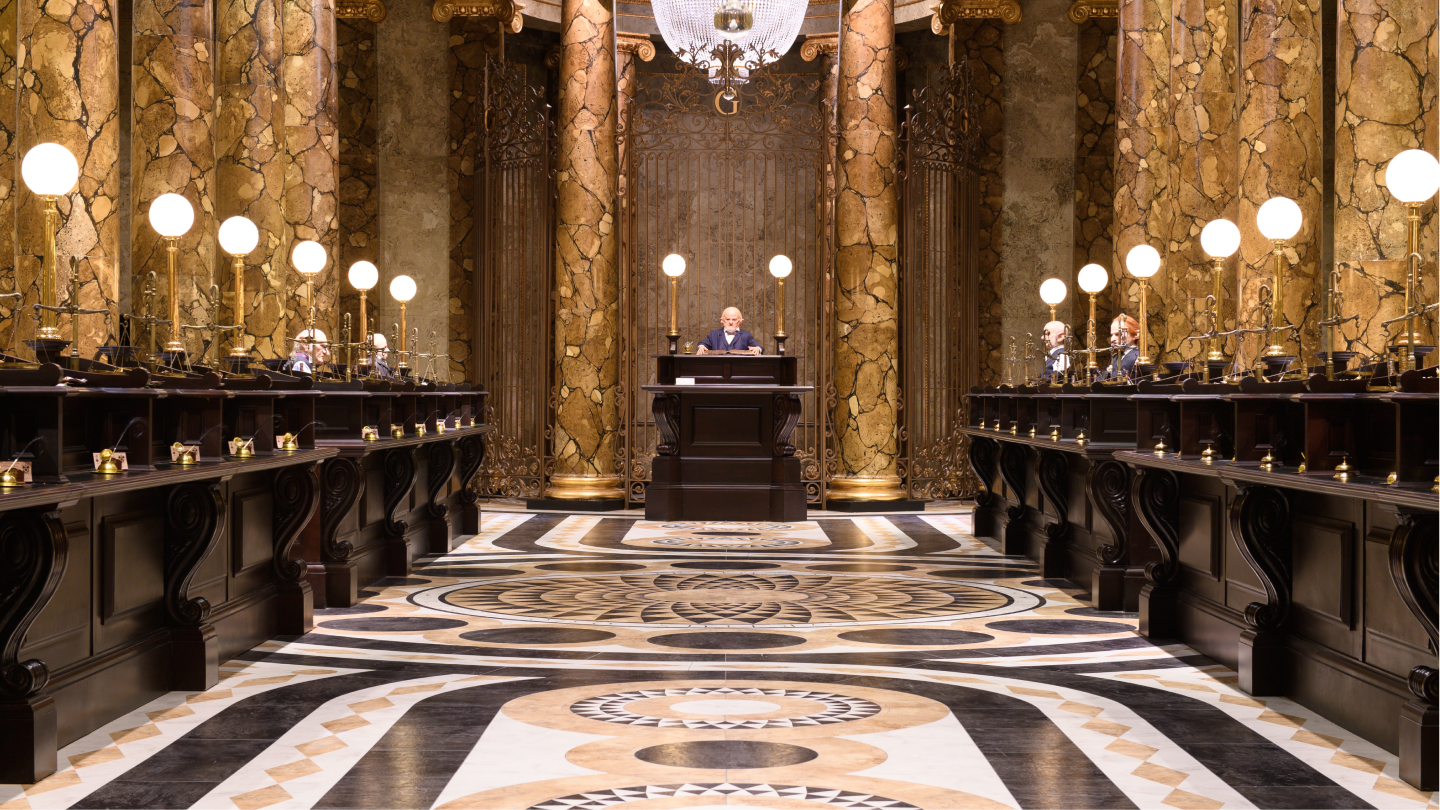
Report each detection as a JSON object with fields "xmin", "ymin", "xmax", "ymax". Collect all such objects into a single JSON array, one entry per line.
[
  {"xmin": 1078, "ymin": 263, "xmax": 1109, "ymax": 294},
  {"xmin": 769, "ymin": 254, "xmax": 792, "ymax": 279},
  {"xmin": 1384, "ymin": 149, "xmax": 1440, "ymax": 204},
  {"xmin": 291, "ymin": 240, "xmax": 327, "ymax": 275},
  {"xmin": 662, "ymin": 254, "xmax": 686, "ymax": 277},
  {"xmin": 1256, "ymin": 197, "xmax": 1303, "ymax": 241},
  {"xmin": 148, "ymin": 192, "xmax": 195, "ymax": 238},
  {"xmin": 1039, "ymin": 278, "xmax": 1067, "ymax": 306},
  {"xmin": 21, "ymin": 143, "xmax": 79, "ymax": 197},
  {"xmin": 348, "ymin": 261, "xmax": 379, "ymax": 291},
  {"xmin": 1200, "ymin": 219, "xmax": 1241, "ymax": 259},
  {"xmin": 218, "ymin": 216, "xmax": 259, "ymax": 256},
  {"xmin": 1126, "ymin": 245, "xmax": 1161, "ymax": 279},
  {"xmin": 390, "ymin": 274, "xmax": 417, "ymax": 302}
]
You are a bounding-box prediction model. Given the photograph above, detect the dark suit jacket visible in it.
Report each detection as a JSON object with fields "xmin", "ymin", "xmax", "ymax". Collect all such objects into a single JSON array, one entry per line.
[
  {"xmin": 1043, "ymin": 346, "xmax": 1066, "ymax": 381},
  {"xmin": 699, "ymin": 328, "xmax": 761, "ymax": 352},
  {"xmin": 1102, "ymin": 345, "xmax": 1139, "ymax": 380}
]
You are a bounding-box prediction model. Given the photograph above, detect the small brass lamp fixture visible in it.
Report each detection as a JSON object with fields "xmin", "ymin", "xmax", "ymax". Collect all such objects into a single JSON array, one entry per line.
[
  {"xmin": 1200, "ymin": 218, "xmax": 1240, "ymax": 376},
  {"xmin": 1077, "ymin": 263, "xmax": 1109, "ymax": 378},
  {"xmin": 280, "ymin": 432, "xmax": 299, "ymax": 451},
  {"xmin": 1125, "ymin": 245, "xmax": 1161, "ymax": 368},
  {"xmin": 391, "ymin": 424, "xmax": 406, "ymax": 439},
  {"xmin": 1039, "ymin": 277, "xmax": 1067, "ymax": 323},
  {"xmin": 148, "ymin": 193, "xmax": 196, "ymax": 355},
  {"xmin": 1, "ymin": 463, "xmax": 25, "ymax": 487},
  {"xmin": 390, "ymin": 274, "xmax": 417, "ymax": 372},
  {"xmin": 1256, "ymin": 196, "xmax": 1303, "ymax": 358},
  {"xmin": 348, "ymin": 260, "xmax": 379, "ymax": 367},
  {"xmin": 292, "ymin": 239, "xmax": 327, "ymax": 360},
  {"xmin": 770, "ymin": 254, "xmax": 792, "ymax": 355},
  {"xmin": 362, "ymin": 425, "xmax": 379, "ymax": 442},
  {"xmin": 172, "ymin": 442, "xmax": 197, "ymax": 466},
  {"xmin": 218, "ymin": 216, "xmax": 259, "ymax": 366},
  {"xmin": 96, "ymin": 448, "xmax": 123, "ymax": 475},
  {"xmin": 663, "ymin": 253, "xmax": 685, "ymax": 354},
  {"xmin": 1382, "ymin": 149, "xmax": 1440, "ymax": 372},
  {"xmin": 20, "ymin": 143, "xmax": 80, "ymax": 344},
  {"xmin": 232, "ymin": 437, "xmax": 254, "ymax": 458}
]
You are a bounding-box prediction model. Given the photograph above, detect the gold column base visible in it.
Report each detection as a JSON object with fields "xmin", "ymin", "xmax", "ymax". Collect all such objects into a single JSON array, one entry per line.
[
  {"xmin": 827, "ymin": 476, "xmax": 907, "ymax": 502},
  {"xmin": 544, "ymin": 473, "xmax": 626, "ymax": 501}
]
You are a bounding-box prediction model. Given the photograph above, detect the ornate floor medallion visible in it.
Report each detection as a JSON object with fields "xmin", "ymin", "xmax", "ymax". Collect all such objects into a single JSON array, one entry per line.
[
  {"xmin": 619, "ymin": 520, "xmax": 834, "ymax": 551},
  {"xmin": 526, "ymin": 783, "xmax": 920, "ymax": 810},
  {"xmin": 571, "ymin": 686, "xmax": 882, "ymax": 729},
  {"xmin": 411, "ymin": 571, "xmax": 1035, "ymax": 627}
]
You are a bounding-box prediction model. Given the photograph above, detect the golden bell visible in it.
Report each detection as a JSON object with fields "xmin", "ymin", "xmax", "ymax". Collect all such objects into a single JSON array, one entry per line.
[
  {"xmin": 97, "ymin": 448, "xmax": 123, "ymax": 475},
  {"xmin": 1153, "ymin": 440, "xmax": 1168, "ymax": 457},
  {"xmin": 0, "ymin": 465, "xmax": 24, "ymax": 488},
  {"xmin": 1076, "ymin": 431, "xmax": 1088, "ymax": 448},
  {"xmin": 1200, "ymin": 445, "xmax": 1216, "ymax": 463},
  {"xmin": 1333, "ymin": 455, "xmax": 1353, "ymax": 482},
  {"xmin": 1050, "ymin": 427, "xmax": 1060, "ymax": 441},
  {"xmin": 1386, "ymin": 472, "xmax": 1398, "ymax": 485},
  {"xmin": 280, "ymin": 432, "xmax": 299, "ymax": 452},
  {"xmin": 391, "ymin": 425, "xmax": 405, "ymax": 439},
  {"xmin": 362, "ymin": 426, "xmax": 379, "ymax": 442},
  {"xmin": 173, "ymin": 442, "xmax": 196, "ymax": 466},
  {"xmin": 1028, "ymin": 426, "xmax": 1036, "ymax": 438},
  {"xmin": 233, "ymin": 437, "xmax": 253, "ymax": 458}
]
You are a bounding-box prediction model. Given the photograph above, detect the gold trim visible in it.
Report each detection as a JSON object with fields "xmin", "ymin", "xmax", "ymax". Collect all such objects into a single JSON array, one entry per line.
[
  {"xmin": 432, "ymin": 0, "xmax": 522, "ymax": 29},
  {"xmin": 827, "ymin": 476, "xmax": 908, "ymax": 502},
  {"xmin": 617, "ymin": 32, "xmax": 656, "ymax": 61},
  {"xmin": 800, "ymin": 32, "xmax": 838, "ymax": 61},
  {"xmin": 932, "ymin": 0, "xmax": 1022, "ymax": 29},
  {"xmin": 544, "ymin": 473, "xmax": 626, "ymax": 500},
  {"xmin": 1067, "ymin": 0, "xmax": 1115, "ymax": 22},
  {"xmin": 338, "ymin": 0, "xmax": 388, "ymax": 21}
]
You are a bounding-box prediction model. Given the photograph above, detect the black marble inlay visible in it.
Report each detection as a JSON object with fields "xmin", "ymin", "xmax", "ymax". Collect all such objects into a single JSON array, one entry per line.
[
  {"xmin": 373, "ymin": 577, "xmax": 432, "ymax": 587},
  {"xmin": 1021, "ymin": 579, "xmax": 1087, "ymax": 591},
  {"xmin": 419, "ymin": 567, "xmax": 524, "ymax": 578},
  {"xmin": 647, "ymin": 632, "xmax": 806, "ymax": 649},
  {"xmin": 319, "ymin": 617, "xmax": 470, "ymax": 632},
  {"xmin": 808, "ymin": 563, "xmax": 915, "ymax": 573},
  {"xmin": 670, "ymin": 561, "xmax": 779, "ymax": 570},
  {"xmin": 929, "ymin": 568, "xmax": 1033, "ymax": 579},
  {"xmin": 315, "ymin": 603, "xmax": 388, "ymax": 616},
  {"xmin": 535, "ymin": 561, "xmax": 646, "ymax": 572},
  {"xmin": 837, "ymin": 628, "xmax": 993, "ymax": 646},
  {"xmin": 985, "ymin": 619, "xmax": 1133, "ymax": 635},
  {"xmin": 357, "ymin": 590, "xmax": 382, "ymax": 599},
  {"xmin": 459, "ymin": 627, "xmax": 617, "ymax": 645},
  {"xmin": 1066, "ymin": 607, "xmax": 1140, "ymax": 619},
  {"xmin": 693, "ymin": 531, "xmax": 761, "ymax": 536},
  {"xmin": 635, "ymin": 740, "xmax": 818, "ymax": 769}
]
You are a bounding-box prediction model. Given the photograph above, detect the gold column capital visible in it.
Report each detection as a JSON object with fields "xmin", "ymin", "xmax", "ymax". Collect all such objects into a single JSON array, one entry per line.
[
  {"xmin": 616, "ymin": 32, "xmax": 655, "ymax": 61},
  {"xmin": 931, "ymin": 0, "xmax": 1022, "ymax": 31},
  {"xmin": 1067, "ymin": 0, "xmax": 1115, "ymax": 23},
  {"xmin": 337, "ymin": 0, "xmax": 388, "ymax": 21},
  {"xmin": 800, "ymin": 32, "xmax": 839, "ymax": 61},
  {"xmin": 432, "ymin": 0, "xmax": 523, "ymax": 31}
]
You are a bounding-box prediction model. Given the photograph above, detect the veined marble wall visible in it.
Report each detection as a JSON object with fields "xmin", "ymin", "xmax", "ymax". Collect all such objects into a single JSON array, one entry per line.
[
  {"xmin": 337, "ymin": 16, "xmax": 378, "ymax": 351},
  {"xmin": 951, "ymin": 20, "xmax": 1004, "ymax": 385},
  {"xmin": 1074, "ymin": 19, "xmax": 1117, "ymax": 330},
  {"xmin": 446, "ymin": 18, "xmax": 497, "ymax": 383},
  {"xmin": 0, "ymin": 0, "xmax": 13, "ymax": 352}
]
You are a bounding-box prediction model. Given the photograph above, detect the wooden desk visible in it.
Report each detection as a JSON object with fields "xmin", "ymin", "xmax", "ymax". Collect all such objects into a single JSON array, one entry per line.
[{"xmin": 643, "ymin": 355, "xmax": 810, "ymax": 521}]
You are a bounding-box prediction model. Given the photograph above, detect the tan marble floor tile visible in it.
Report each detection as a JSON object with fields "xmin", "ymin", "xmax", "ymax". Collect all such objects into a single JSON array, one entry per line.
[
  {"xmin": 1374, "ymin": 776, "xmax": 1436, "ymax": 803},
  {"xmin": 145, "ymin": 705, "xmax": 196, "ymax": 722},
  {"xmin": 1330, "ymin": 750, "xmax": 1386, "ymax": 775},
  {"xmin": 348, "ymin": 697, "xmax": 394, "ymax": 713},
  {"xmin": 1082, "ymin": 718, "xmax": 1131, "ymax": 736},
  {"xmin": 187, "ymin": 690, "xmax": 236, "ymax": 704},
  {"xmin": 1106, "ymin": 738, "xmax": 1158, "ymax": 760},
  {"xmin": 1218, "ymin": 694, "xmax": 1264, "ymax": 708},
  {"xmin": 1161, "ymin": 788, "xmax": 1225, "ymax": 809},
  {"xmin": 108, "ymin": 723, "xmax": 162, "ymax": 744},
  {"xmin": 20, "ymin": 771, "xmax": 81, "ymax": 796},
  {"xmin": 321, "ymin": 715, "xmax": 371, "ymax": 734},
  {"xmin": 264, "ymin": 758, "xmax": 322, "ymax": 783},
  {"xmin": 1255, "ymin": 709, "xmax": 1306, "ymax": 728},
  {"xmin": 67, "ymin": 746, "xmax": 124, "ymax": 769},
  {"xmin": 1291, "ymin": 729, "xmax": 1343, "ymax": 748},
  {"xmin": 235, "ymin": 676, "xmax": 296, "ymax": 688},
  {"xmin": 1132, "ymin": 761, "xmax": 1189, "ymax": 787},
  {"xmin": 294, "ymin": 735, "xmax": 348, "ymax": 757},
  {"xmin": 0, "ymin": 798, "xmax": 29, "ymax": 810},
  {"xmin": 1057, "ymin": 701, "xmax": 1103, "ymax": 716},
  {"xmin": 228, "ymin": 784, "xmax": 292, "ymax": 810}
]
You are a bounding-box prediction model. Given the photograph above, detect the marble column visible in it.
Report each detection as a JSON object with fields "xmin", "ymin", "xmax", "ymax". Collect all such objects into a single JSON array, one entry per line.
[
  {"xmin": 801, "ymin": 33, "xmax": 839, "ymax": 137},
  {"xmin": 283, "ymin": 0, "xmax": 338, "ymax": 345},
  {"xmin": 132, "ymin": 0, "xmax": 215, "ymax": 358},
  {"xmin": 1114, "ymin": 0, "xmax": 1171, "ymax": 362},
  {"xmin": 336, "ymin": 15, "xmax": 378, "ymax": 354},
  {"xmin": 1334, "ymin": 0, "xmax": 1438, "ymax": 358},
  {"xmin": 217, "ymin": 0, "xmax": 287, "ymax": 359},
  {"xmin": 1236, "ymin": 0, "xmax": 1322, "ymax": 369},
  {"xmin": 831, "ymin": 0, "xmax": 903, "ymax": 502},
  {"xmin": 0, "ymin": 0, "xmax": 14, "ymax": 351},
  {"xmin": 1167, "ymin": 0, "xmax": 1238, "ymax": 361},
  {"xmin": 1000, "ymin": 0, "xmax": 1076, "ymax": 361},
  {"xmin": 376, "ymin": 0, "xmax": 446, "ymax": 375},
  {"xmin": 546, "ymin": 0, "xmax": 621, "ymax": 501},
  {"xmin": 13, "ymin": 0, "xmax": 120, "ymax": 357}
]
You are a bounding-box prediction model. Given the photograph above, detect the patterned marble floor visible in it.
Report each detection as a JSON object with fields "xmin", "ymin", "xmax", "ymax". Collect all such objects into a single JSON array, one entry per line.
[{"xmin": 4, "ymin": 512, "xmax": 1436, "ymax": 810}]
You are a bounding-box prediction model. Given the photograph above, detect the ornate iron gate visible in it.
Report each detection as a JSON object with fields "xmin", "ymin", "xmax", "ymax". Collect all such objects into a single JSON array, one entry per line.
[
  {"xmin": 618, "ymin": 65, "xmax": 834, "ymax": 505},
  {"xmin": 474, "ymin": 57, "xmax": 554, "ymax": 499},
  {"xmin": 900, "ymin": 60, "xmax": 982, "ymax": 501}
]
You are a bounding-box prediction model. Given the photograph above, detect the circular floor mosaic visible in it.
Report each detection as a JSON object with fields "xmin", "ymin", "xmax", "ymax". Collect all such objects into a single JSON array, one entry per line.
[
  {"xmin": 571, "ymin": 686, "xmax": 881, "ymax": 729},
  {"xmin": 409, "ymin": 571, "xmax": 1038, "ymax": 628},
  {"xmin": 619, "ymin": 521, "xmax": 833, "ymax": 552}
]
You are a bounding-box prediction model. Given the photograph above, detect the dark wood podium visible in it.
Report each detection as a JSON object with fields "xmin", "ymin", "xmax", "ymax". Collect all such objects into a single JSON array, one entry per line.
[{"xmin": 642, "ymin": 354, "xmax": 811, "ymax": 521}]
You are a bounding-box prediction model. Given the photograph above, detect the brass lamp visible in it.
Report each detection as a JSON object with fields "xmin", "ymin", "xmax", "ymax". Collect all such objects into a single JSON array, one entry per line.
[
  {"xmin": 348, "ymin": 260, "xmax": 379, "ymax": 364},
  {"xmin": 218, "ymin": 216, "xmax": 259, "ymax": 363},
  {"xmin": 20, "ymin": 143, "xmax": 80, "ymax": 345},
  {"xmin": 148, "ymin": 193, "xmax": 195, "ymax": 354},
  {"xmin": 1077, "ymin": 263, "xmax": 1109, "ymax": 377},
  {"xmin": 1125, "ymin": 245, "xmax": 1161, "ymax": 367},
  {"xmin": 662, "ymin": 253, "xmax": 685, "ymax": 354},
  {"xmin": 390, "ymin": 274, "xmax": 417, "ymax": 372},
  {"xmin": 1383, "ymin": 149, "xmax": 1440, "ymax": 372},
  {"xmin": 769, "ymin": 254, "xmax": 792, "ymax": 355},
  {"xmin": 1039, "ymin": 277, "xmax": 1067, "ymax": 322},
  {"xmin": 1255, "ymin": 196, "xmax": 1303, "ymax": 357},
  {"xmin": 1200, "ymin": 219, "xmax": 1241, "ymax": 376},
  {"xmin": 292, "ymin": 239, "xmax": 327, "ymax": 343}
]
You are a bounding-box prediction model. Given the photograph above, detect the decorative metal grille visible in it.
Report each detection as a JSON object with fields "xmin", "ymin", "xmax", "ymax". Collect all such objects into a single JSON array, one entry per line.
[
  {"xmin": 474, "ymin": 56, "xmax": 554, "ymax": 498},
  {"xmin": 900, "ymin": 60, "xmax": 982, "ymax": 501},
  {"xmin": 618, "ymin": 63, "xmax": 834, "ymax": 505}
]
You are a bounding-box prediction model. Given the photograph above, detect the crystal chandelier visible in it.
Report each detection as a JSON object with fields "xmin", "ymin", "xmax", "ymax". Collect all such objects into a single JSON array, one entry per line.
[{"xmin": 652, "ymin": 0, "xmax": 808, "ymax": 101}]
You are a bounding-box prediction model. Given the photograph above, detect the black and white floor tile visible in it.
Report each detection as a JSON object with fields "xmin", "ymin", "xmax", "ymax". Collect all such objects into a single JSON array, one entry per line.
[{"xmin": 3, "ymin": 511, "xmax": 1435, "ymax": 810}]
